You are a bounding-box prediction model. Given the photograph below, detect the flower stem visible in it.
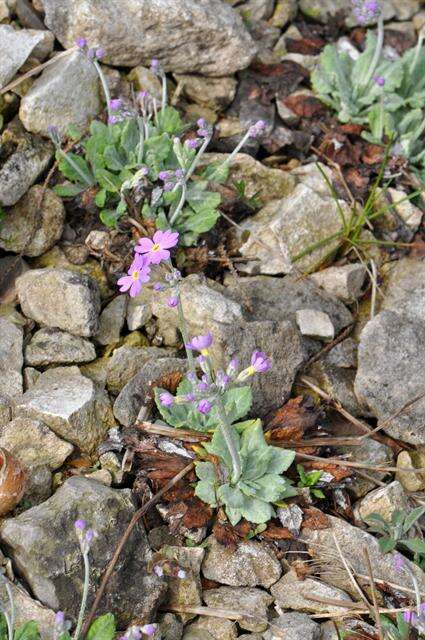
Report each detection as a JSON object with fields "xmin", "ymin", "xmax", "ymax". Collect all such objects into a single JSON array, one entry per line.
[
  {"xmin": 92, "ymin": 59, "xmax": 112, "ymax": 124},
  {"xmin": 169, "ymin": 182, "xmax": 187, "ymax": 226},
  {"xmin": 73, "ymin": 551, "xmax": 90, "ymax": 640},
  {"xmin": 56, "ymin": 148, "xmax": 94, "ymax": 187},
  {"xmin": 176, "ymin": 291, "xmax": 196, "ymax": 375},
  {"xmin": 185, "ymin": 134, "xmax": 212, "ymax": 182},
  {"xmin": 362, "ymin": 15, "xmax": 385, "ymax": 89},
  {"xmin": 161, "ymin": 73, "xmax": 167, "ymax": 115},
  {"xmin": 215, "ymin": 395, "xmax": 242, "ymax": 483}
]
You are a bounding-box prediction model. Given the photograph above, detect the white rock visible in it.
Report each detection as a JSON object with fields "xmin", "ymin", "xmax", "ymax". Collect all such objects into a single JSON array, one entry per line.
[
  {"xmin": 310, "ymin": 263, "xmax": 366, "ymax": 303},
  {"xmin": 0, "ymin": 25, "xmax": 51, "ymax": 89},
  {"xmin": 25, "ymin": 328, "xmax": 96, "ymax": 366},
  {"xmin": 95, "ymin": 296, "xmax": 127, "ymax": 345},
  {"xmin": 296, "ymin": 309, "xmax": 335, "ymax": 341},
  {"xmin": 353, "ymin": 480, "xmax": 409, "ymax": 525},
  {"xmin": 271, "ymin": 569, "xmax": 353, "ymax": 614}
]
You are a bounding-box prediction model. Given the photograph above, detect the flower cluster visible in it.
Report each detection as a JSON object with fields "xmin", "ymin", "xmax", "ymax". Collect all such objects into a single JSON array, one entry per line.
[
  {"xmin": 351, "ymin": 0, "xmax": 381, "ymax": 24},
  {"xmin": 74, "ymin": 518, "xmax": 95, "ymax": 554},
  {"xmin": 76, "ymin": 38, "xmax": 104, "ymax": 61},
  {"xmin": 119, "ymin": 624, "xmax": 157, "ymax": 639},
  {"xmin": 117, "ymin": 230, "xmax": 179, "ymax": 298},
  {"xmin": 159, "ymin": 332, "xmax": 271, "ymax": 416}
]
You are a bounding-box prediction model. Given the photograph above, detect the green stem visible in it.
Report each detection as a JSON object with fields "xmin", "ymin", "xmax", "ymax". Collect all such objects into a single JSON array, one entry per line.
[
  {"xmin": 137, "ymin": 117, "xmax": 145, "ymax": 166},
  {"xmin": 73, "ymin": 551, "xmax": 90, "ymax": 640},
  {"xmin": 362, "ymin": 15, "xmax": 385, "ymax": 90},
  {"xmin": 216, "ymin": 395, "xmax": 242, "ymax": 483},
  {"xmin": 169, "ymin": 182, "xmax": 187, "ymax": 226},
  {"xmin": 208, "ymin": 128, "xmax": 252, "ymax": 183},
  {"xmin": 161, "ymin": 73, "xmax": 167, "ymax": 115},
  {"xmin": 185, "ymin": 134, "xmax": 212, "ymax": 182},
  {"xmin": 93, "ymin": 60, "xmax": 112, "ymax": 124},
  {"xmin": 176, "ymin": 291, "xmax": 196, "ymax": 375},
  {"xmin": 56, "ymin": 148, "xmax": 94, "ymax": 187}
]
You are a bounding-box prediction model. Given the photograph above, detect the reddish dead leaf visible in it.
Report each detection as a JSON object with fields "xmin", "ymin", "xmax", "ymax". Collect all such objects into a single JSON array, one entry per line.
[
  {"xmin": 284, "ymin": 94, "xmax": 328, "ymax": 118},
  {"xmin": 80, "ymin": 186, "xmax": 98, "ymax": 208},
  {"xmin": 306, "ymin": 461, "xmax": 352, "ymax": 483},
  {"xmin": 252, "ymin": 60, "xmax": 309, "ymax": 80},
  {"xmin": 362, "ymin": 143, "xmax": 385, "ymax": 165},
  {"xmin": 286, "ymin": 36, "xmax": 325, "ymax": 55},
  {"xmin": 266, "ymin": 396, "xmax": 320, "ymax": 443},
  {"xmin": 182, "ymin": 496, "xmax": 213, "ymax": 529},
  {"xmin": 301, "ymin": 507, "xmax": 331, "ymax": 530},
  {"xmin": 344, "ymin": 167, "xmax": 369, "ymax": 191},
  {"xmin": 339, "ymin": 123, "xmax": 364, "ymax": 136},
  {"xmin": 67, "ymin": 456, "xmax": 93, "ymax": 469},
  {"xmin": 262, "ymin": 523, "xmax": 294, "ymax": 540},
  {"xmin": 409, "ymin": 234, "xmax": 425, "ymax": 259},
  {"xmin": 292, "ymin": 560, "xmax": 313, "ymax": 580},
  {"xmin": 213, "ymin": 521, "xmax": 239, "ymax": 549},
  {"xmin": 150, "ymin": 371, "xmax": 184, "ymax": 395}
]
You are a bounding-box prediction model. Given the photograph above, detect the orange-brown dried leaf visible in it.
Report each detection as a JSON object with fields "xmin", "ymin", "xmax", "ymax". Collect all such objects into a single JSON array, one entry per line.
[
  {"xmin": 266, "ymin": 397, "xmax": 319, "ymax": 443},
  {"xmin": 284, "ymin": 94, "xmax": 328, "ymax": 118},
  {"xmin": 182, "ymin": 496, "xmax": 213, "ymax": 529},
  {"xmin": 306, "ymin": 461, "xmax": 352, "ymax": 482},
  {"xmin": 213, "ymin": 520, "xmax": 240, "ymax": 549},
  {"xmin": 262, "ymin": 523, "xmax": 294, "ymax": 540},
  {"xmin": 151, "ymin": 371, "xmax": 184, "ymax": 394},
  {"xmin": 344, "ymin": 167, "xmax": 369, "ymax": 191},
  {"xmin": 362, "ymin": 143, "xmax": 385, "ymax": 165},
  {"xmin": 302, "ymin": 507, "xmax": 331, "ymax": 530}
]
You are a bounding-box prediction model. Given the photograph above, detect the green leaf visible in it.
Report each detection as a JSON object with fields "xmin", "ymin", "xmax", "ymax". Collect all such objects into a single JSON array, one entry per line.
[
  {"xmin": 53, "ymin": 183, "xmax": 85, "ymax": 197},
  {"xmin": 195, "ymin": 480, "xmax": 218, "ymax": 507},
  {"xmin": 205, "ymin": 428, "xmax": 241, "ymax": 473},
  {"xmin": 378, "ymin": 537, "xmax": 397, "ymax": 553},
  {"xmin": 202, "ymin": 161, "xmax": 230, "ymax": 184},
  {"xmin": 312, "ymin": 488, "xmax": 326, "ymax": 499},
  {"xmin": 99, "ymin": 209, "xmax": 121, "ymax": 227},
  {"xmin": 267, "ymin": 446, "xmax": 295, "ymax": 475},
  {"xmin": 103, "ymin": 144, "xmax": 126, "ymax": 171},
  {"xmin": 94, "ymin": 188, "xmax": 107, "ymax": 207},
  {"xmin": 86, "ymin": 614, "xmax": 116, "ymax": 640},
  {"xmin": 218, "ymin": 484, "xmax": 245, "ymax": 510},
  {"xmin": 222, "ymin": 386, "xmax": 252, "ymax": 425},
  {"xmin": 402, "ymin": 506, "xmax": 425, "ymax": 534},
  {"xmin": 400, "ymin": 538, "xmax": 425, "ymax": 554},
  {"xmin": 156, "ymin": 107, "xmax": 183, "ymax": 135},
  {"xmin": 240, "ymin": 494, "xmax": 274, "ymax": 524},
  {"xmin": 95, "ymin": 168, "xmax": 122, "ymax": 192},
  {"xmin": 195, "ymin": 461, "xmax": 217, "ymax": 483},
  {"xmin": 14, "ymin": 622, "xmax": 41, "ymax": 640},
  {"xmin": 120, "ymin": 118, "xmax": 140, "ymax": 155},
  {"xmin": 56, "ymin": 151, "xmax": 94, "ymax": 186}
]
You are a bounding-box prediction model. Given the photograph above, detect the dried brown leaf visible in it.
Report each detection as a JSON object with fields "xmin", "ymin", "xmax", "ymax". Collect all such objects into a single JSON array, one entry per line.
[
  {"xmin": 301, "ymin": 507, "xmax": 331, "ymax": 530},
  {"xmin": 266, "ymin": 396, "xmax": 320, "ymax": 442}
]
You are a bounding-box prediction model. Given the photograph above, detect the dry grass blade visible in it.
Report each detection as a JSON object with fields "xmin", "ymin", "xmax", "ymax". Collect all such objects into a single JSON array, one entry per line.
[
  {"xmin": 363, "ymin": 546, "xmax": 384, "ymax": 640},
  {"xmin": 81, "ymin": 462, "xmax": 194, "ymax": 636},
  {"xmin": 332, "ymin": 532, "xmax": 373, "ymax": 615},
  {"xmin": 137, "ymin": 421, "xmax": 208, "ymax": 442}
]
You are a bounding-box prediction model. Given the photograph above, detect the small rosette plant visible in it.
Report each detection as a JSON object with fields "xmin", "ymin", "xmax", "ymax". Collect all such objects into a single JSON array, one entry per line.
[
  {"xmin": 51, "ymin": 44, "xmax": 266, "ymax": 245},
  {"xmin": 195, "ymin": 420, "xmax": 296, "ymax": 525}
]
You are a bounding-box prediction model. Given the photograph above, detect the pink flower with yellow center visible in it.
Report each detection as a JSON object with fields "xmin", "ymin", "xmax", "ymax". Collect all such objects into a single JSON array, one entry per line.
[
  {"xmin": 117, "ymin": 255, "xmax": 151, "ymax": 297},
  {"xmin": 135, "ymin": 230, "xmax": 179, "ymax": 265}
]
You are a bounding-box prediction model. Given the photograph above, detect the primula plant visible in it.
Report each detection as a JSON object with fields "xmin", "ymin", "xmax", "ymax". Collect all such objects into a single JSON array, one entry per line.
[
  {"xmin": 117, "ymin": 227, "xmax": 297, "ymax": 525},
  {"xmin": 49, "ymin": 41, "xmax": 265, "ymax": 245},
  {"xmin": 312, "ymin": 0, "xmax": 425, "ymax": 179}
]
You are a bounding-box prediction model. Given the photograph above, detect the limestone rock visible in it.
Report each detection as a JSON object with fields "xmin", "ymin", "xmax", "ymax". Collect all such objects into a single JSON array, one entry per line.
[
  {"xmin": 353, "ymin": 480, "xmax": 409, "ymax": 525},
  {"xmin": 25, "ymin": 328, "xmax": 96, "ymax": 366},
  {"xmin": 106, "ymin": 345, "xmax": 168, "ymax": 395},
  {"xmin": 355, "ymin": 310, "xmax": 425, "ymax": 444},
  {"xmin": 17, "ymin": 268, "xmax": 101, "ymax": 337},
  {"xmin": 264, "ymin": 612, "xmax": 320, "ymax": 640},
  {"xmin": 184, "ymin": 617, "xmax": 237, "ymax": 640},
  {"xmin": 303, "ymin": 515, "xmax": 425, "ymax": 598},
  {"xmin": 381, "ymin": 258, "xmax": 425, "ymax": 325},
  {"xmin": 296, "ymin": 309, "xmax": 335, "ymax": 341},
  {"xmin": 0, "ymin": 186, "xmax": 65, "ymax": 257},
  {"xmin": 396, "ymin": 451, "xmax": 425, "ymax": 492},
  {"xmin": 238, "ymin": 183, "xmax": 346, "ymax": 274},
  {"xmin": 95, "ymin": 296, "xmax": 127, "ymax": 346},
  {"xmin": 271, "ymin": 570, "xmax": 353, "ymax": 614},
  {"xmin": 0, "ymin": 477, "xmax": 165, "ymax": 626},
  {"xmin": 202, "ymin": 536, "xmax": 281, "ymax": 588},
  {"xmin": 0, "ymin": 394, "xmax": 11, "ymax": 427},
  {"xmin": 40, "ymin": 0, "xmax": 256, "ymax": 76},
  {"xmin": 0, "ymin": 317, "xmax": 23, "ymax": 399},
  {"xmin": 337, "ymin": 437, "xmax": 394, "ymax": 498},
  {"xmin": 126, "ymin": 295, "xmax": 152, "ymax": 331},
  {"xmin": 162, "ymin": 546, "xmax": 204, "ymax": 622},
  {"xmin": 20, "ymin": 49, "xmax": 101, "ymax": 136},
  {"xmin": 203, "ymin": 586, "xmax": 273, "ymax": 632},
  {"xmin": 0, "ymin": 417, "xmax": 73, "ymax": 469},
  {"xmin": 174, "ymin": 75, "xmax": 237, "ymax": 111},
  {"xmin": 13, "ymin": 366, "xmax": 115, "ymax": 452},
  {"xmin": 0, "ymin": 25, "xmax": 52, "ymax": 89},
  {"xmin": 0, "ymin": 120, "xmax": 53, "ymax": 206},
  {"xmin": 310, "ymin": 263, "xmax": 366, "ymax": 303}
]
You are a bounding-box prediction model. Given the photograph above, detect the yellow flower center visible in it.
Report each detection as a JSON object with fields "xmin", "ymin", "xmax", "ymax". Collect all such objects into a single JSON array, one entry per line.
[
  {"xmin": 200, "ymin": 348, "xmax": 210, "ymax": 356},
  {"xmin": 132, "ymin": 270, "xmax": 139, "ymax": 280},
  {"xmin": 152, "ymin": 243, "xmax": 161, "ymax": 252},
  {"xmin": 246, "ymin": 365, "xmax": 255, "ymax": 377}
]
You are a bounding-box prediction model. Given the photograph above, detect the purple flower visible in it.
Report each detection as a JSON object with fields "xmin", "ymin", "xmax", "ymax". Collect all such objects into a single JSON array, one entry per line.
[
  {"xmin": 351, "ymin": 0, "xmax": 381, "ymax": 23},
  {"xmin": 186, "ymin": 332, "xmax": 213, "ymax": 353},
  {"xmin": 185, "ymin": 138, "xmax": 200, "ymax": 149},
  {"xmin": 74, "ymin": 519, "xmax": 87, "ymax": 531},
  {"xmin": 404, "ymin": 610, "xmax": 416, "ymax": 624},
  {"xmin": 175, "ymin": 169, "xmax": 185, "ymax": 179},
  {"xmin": 394, "ymin": 553, "xmax": 405, "ymax": 572},
  {"xmin": 373, "ymin": 75, "xmax": 385, "ymax": 87},
  {"xmin": 216, "ymin": 371, "xmax": 230, "ymax": 389},
  {"xmin": 153, "ymin": 282, "xmax": 164, "ymax": 291},
  {"xmin": 187, "ymin": 371, "xmax": 197, "ymax": 382},
  {"xmin": 95, "ymin": 48, "xmax": 105, "ymax": 59},
  {"xmin": 151, "ymin": 59, "xmax": 159, "ymax": 72},
  {"xmin": 197, "ymin": 399, "xmax": 212, "ymax": 415},
  {"xmin": 167, "ymin": 296, "xmax": 179, "ymax": 308},
  {"xmin": 109, "ymin": 98, "xmax": 122, "ymax": 111},
  {"xmin": 163, "ymin": 182, "xmax": 175, "ymax": 192},
  {"xmin": 138, "ymin": 90, "xmax": 150, "ymax": 101},
  {"xmin": 158, "ymin": 170, "xmax": 172, "ymax": 181},
  {"xmin": 85, "ymin": 529, "xmax": 94, "ymax": 543},
  {"xmin": 108, "ymin": 115, "xmax": 119, "ymax": 125},
  {"xmin": 248, "ymin": 120, "xmax": 266, "ymax": 138},
  {"xmin": 117, "ymin": 254, "xmax": 151, "ymax": 297},
  {"xmin": 160, "ymin": 392, "xmax": 174, "ymax": 407},
  {"xmin": 135, "ymin": 229, "xmax": 179, "ymax": 264},
  {"xmin": 197, "ymin": 118, "xmax": 206, "ymax": 128},
  {"xmin": 226, "ymin": 357, "xmax": 239, "ymax": 377},
  {"xmin": 141, "ymin": 624, "xmax": 157, "ymax": 637},
  {"xmin": 185, "ymin": 393, "xmax": 196, "ymax": 402},
  {"xmin": 251, "ymin": 350, "xmax": 271, "ymax": 373},
  {"xmin": 55, "ymin": 612, "xmax": 65, "ymax": 625},
  {"xmin": 76, "ymin": 38, "xmax": 87, "ymax": 48},
  {"xmin": 197, "ymin": 381, "xmax": 209, "ymax": 392}
]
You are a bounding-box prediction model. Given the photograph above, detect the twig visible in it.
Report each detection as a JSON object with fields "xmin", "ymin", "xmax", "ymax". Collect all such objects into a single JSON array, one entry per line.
[
  {"xmin": 332, "ymin": 533, "xmax": 373, "ymax": 614},
  {"xmin": 81, "ymin": 462, "xmax": 194, "ymax": 635},
  {"xmin": 304, "ymin": 323, "xmax": 354, "ymax": 368},
  {"xmin": 363, "ymin": 546, "xmax": 384, "ymax": 640},
  {"xmin": 295, "ymin": 451, "xmax": 425, "ymax": 473}
]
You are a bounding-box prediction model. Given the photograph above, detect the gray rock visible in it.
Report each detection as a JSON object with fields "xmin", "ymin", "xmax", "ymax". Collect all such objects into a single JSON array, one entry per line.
[
  {"xmin": 23, "ymin": 367, "xmax": 41, "ymax": 389},
  {"xmin": 303, "ymin": 515, "xmax": 425, "ymax": 598},
  {"xmin": 238, "ymin": 184, "xmax": 346, "ymax": 274},
  {"xmin": 200, "ymin": 153, "xmax": 295, "ymax": 205},
  {"xmin": 0, "ymin": 578, "xmax": 56, "ymax": 640},
  {"xmin": 270, "ymin": 569, "xmax": 353, "ymax": 614},
  {"xmin": 0, "ymin": 317, "xmax": 23, "ymax": 400},
  {"xmin": 126, "ymin": 295, "xmax": 152, "ymax": 331},
  {"xmin": 162, "ymin": 546, "xmax": 204, "ymax": 622},
  {"xmin": 113, "ymin": 357, "xmax": 188, "ymax": 426},
  {"xmin": 325, "ymin": 338, "xmax": 357, "ymax": 368},
  {"xmin": 202, "ymin": 536, "xmax": 281, "ymax": 588},
  {"xmin": 127, "ymin": 65, "xmax": 163, "ymax": 101},
  {"xmin": 0, "ymin": 120, "xmax": 53, "ymax": 206},
  {"xmin": 203, "ymin": 586, "xmax": 273, "ymax": 632},
  {"xmin": 337, "ymin": 437, "xmax": 394, "ymax": 498},
  {"xmin": 396, "ymin": 450, "xmax": 425, "ymax": 492},
  {"xmin": 264, "ymin": 612, "xmax": 320, "ymax": 640},
  {"xmin": 184, "ymin": 617, "xmax": 237, "ymax": 640},
  {"xmin": 13, "ymin": 366, "xmax": 115, "ymax": 452},
  {"xmin": 307, "ymin": 359, "xmax": 362, "ymax": 417},
  {"xmin": 106, "ymin": 346, "xmax": 167, "ymax": 395},
  {"xmin": 0, "ymin": 186, "xmax": 65, "ymax": 257},
  {"xmin": 0, "ymin": 25, "xmax": 52, "ymax": 89},
  {"xmin": 20, "ymin": 50, "xmax": 101, "ymax": 136},
  {"xmin": 22, "ymin": 464, "xmax": 53, "ymax": 508},
  {"xmin": 296, "ymin": 309, "xmax": 335, "ymax": 341},
  {"xmin": 173, "ymin": 75, "xmax": 237, "ymax": 111},
  {"xmin": 290, "ymin": 162, "xmax": 335, "ymax": 198},
  {"xmin": 0, "ymin": 477, "xmax": 165, "ymax": 626},
  {"xmin": 353, "ymin": 480, "xmax": 409, "ymax": 526},
  {"xmin": 0, "ymin": 394, "xmax": 11, "ymax": 427},
  {"xmin": 17, "ymin": 268, "xmax": 101, "ymax": 337},
  {"xmin": 237, "ymin": 0, "xmax": 274, "ymax": 21},
  {"xmin": 270, "ymin": 0, "xmax": 297, "ymax": 26},
  {"xmin": 0, "ymin": 256, "xmax": 29, "ymax": 305},
  {"xmin": 0, "ymin": 417, "xmax": 73, "ymax": 469},
  {"xmin": 95, "ymin": 296, "xmax": 127, "ymax": 346},
  {"xmin": 310, "ymin": 264, "xmax": 366, "ymax": 304},
  {"xmin": 381, "ymin": 258, "xmax": 425, "ymax": 325},
  {"xmin": 40, "ymin": 0, "xmax": 256, "ymax": 76},
  {"xmin": 355, "ymin": 310, "xmax": 425, "ymax": 444},
  {"xmin": 158, "ymin": 613, "xmax": 184, "ymax": 640},
  {"xmin": 25, "ymin": 328, "xmax": 96, "ymax": 366},
  {"xmin": 299, "ymin": 0, "xmax": 397, "ymax": 23}
]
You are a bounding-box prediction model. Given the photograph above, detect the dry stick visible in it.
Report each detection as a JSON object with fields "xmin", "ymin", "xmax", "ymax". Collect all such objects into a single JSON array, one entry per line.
[
  {"xmin": 294, "ymin": 451, "xmax": 425, "ymax": 473},
  {"xmin": 363, "ymin": 547, "xmax": 384, "ymax": 640},
  {"xmin": 0, "ymin": 47, "xmax": 77, "ymax": 95},
  {"xmin": 332, "ymin": 533, "xmax": 373, "ymax": 615},
  {"xmin": 304, "ymin": 323, "xmax": 354, "ymax": 368},
  {"xmin": 81, "ymin": 462, "xmax": 194, "ymax": 636}
]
